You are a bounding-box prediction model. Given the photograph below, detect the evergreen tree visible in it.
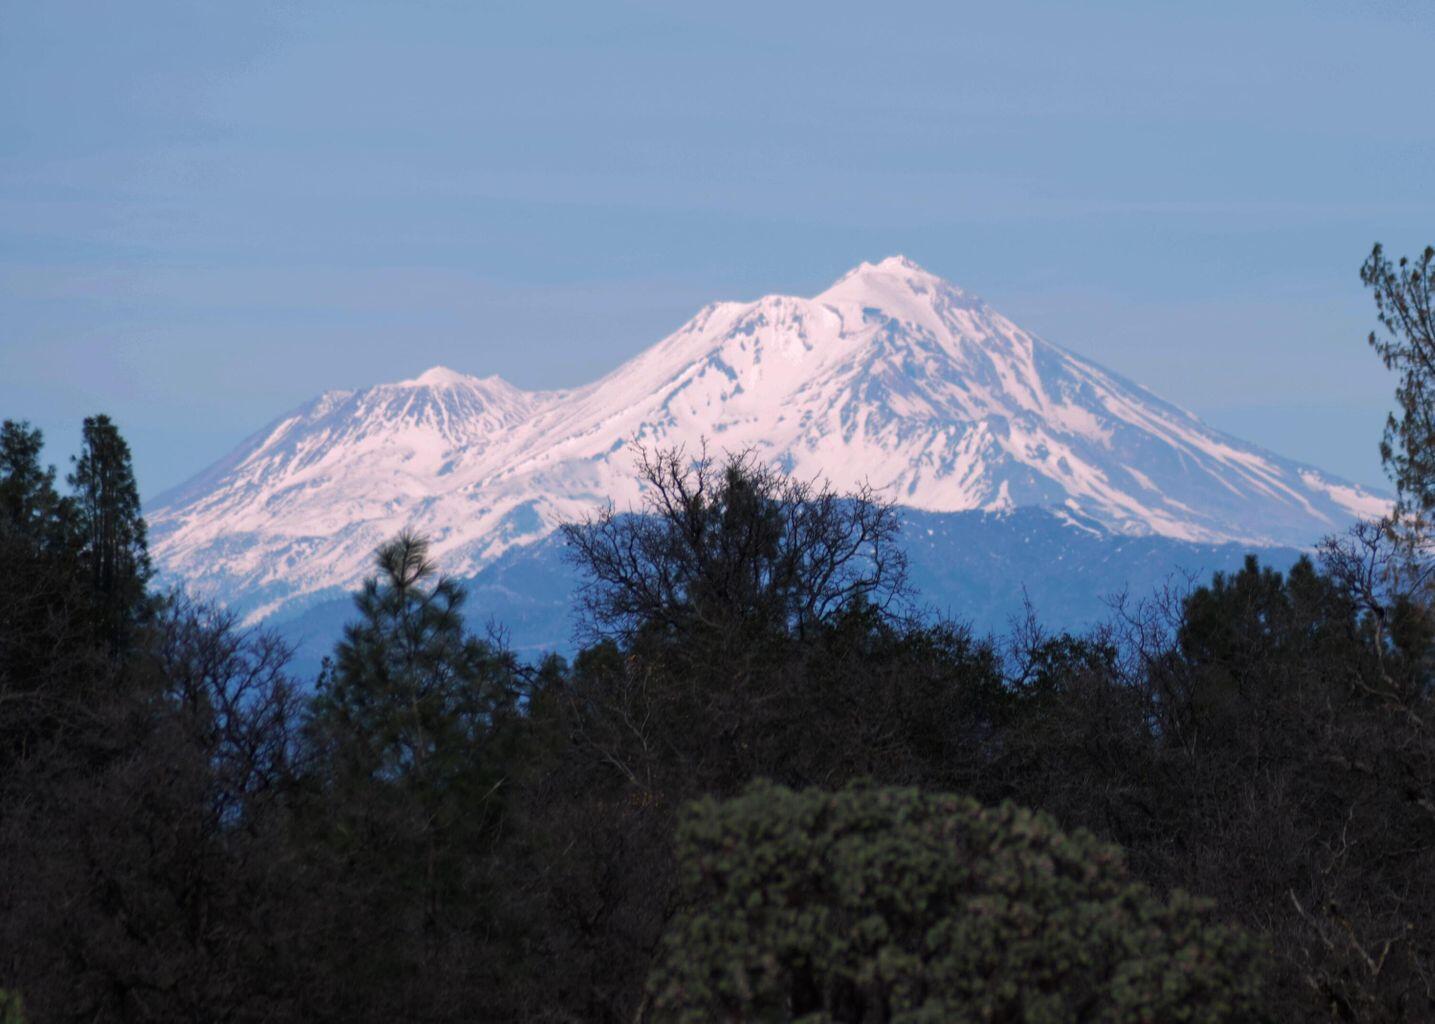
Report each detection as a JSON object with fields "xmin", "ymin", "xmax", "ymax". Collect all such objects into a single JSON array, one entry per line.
[
  {"xmin": 1356, "ymin": 245, "xmax": 1435, "ymax": 676},
  {"xmin": 0, "ymin": 421, "xmax": 97, "ymax": 772},
  {"xmin": 315, "ymin": 531, "xmax": 515, "ymax": 787},
  {"xmin": 1362, "ymin": 244, "xmax": 1435, "ymax": 517},
  {"xmin": 0, "ymin": 420, "xmax": 68, "ymax": 549},
  {"xmin": 67, "ymin": 415, "xmax": 151, "ymax": 655},
  {"xmin": 305, "ymin": 531, "xmax": 518, "ymax": 1014}
]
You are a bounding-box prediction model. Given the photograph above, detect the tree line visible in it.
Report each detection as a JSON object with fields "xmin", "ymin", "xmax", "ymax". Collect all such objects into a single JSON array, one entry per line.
[{"xmin": 1, "ymin": 245, "xmax": 1433, "ymax": 1021}]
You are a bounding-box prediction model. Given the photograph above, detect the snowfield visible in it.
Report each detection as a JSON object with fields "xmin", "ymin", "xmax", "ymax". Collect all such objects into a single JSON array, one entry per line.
[{"xmin": 148, "ymin": 256, "xmax": 1387, "ymax": 622}]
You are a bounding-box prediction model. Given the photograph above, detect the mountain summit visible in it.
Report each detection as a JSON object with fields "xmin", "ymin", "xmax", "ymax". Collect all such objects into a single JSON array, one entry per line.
[{"xmin": 148, "ymin": 258, "xmax": 1386, "ymax": 622}]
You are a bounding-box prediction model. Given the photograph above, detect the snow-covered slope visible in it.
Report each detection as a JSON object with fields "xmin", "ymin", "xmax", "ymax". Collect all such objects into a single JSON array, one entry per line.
[{"xmin": 148, "ymin": 256, "xmax": 1386, "ymax": 622}]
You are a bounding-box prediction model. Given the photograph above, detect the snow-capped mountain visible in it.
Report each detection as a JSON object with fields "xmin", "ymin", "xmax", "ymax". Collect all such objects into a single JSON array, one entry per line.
[{"xmin": 148, "ymin": 256, "xmax": 1386, "ymax": 622}]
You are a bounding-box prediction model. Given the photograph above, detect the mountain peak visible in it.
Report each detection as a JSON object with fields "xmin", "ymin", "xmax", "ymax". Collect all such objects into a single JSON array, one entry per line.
[
  {"xmin": 824, "ymin": 254, "xmax": 937, "ymax": 288},
  {"xmin": 815, "ymin": 255, "xmax": 980, "ymax": 324},
  {"xmin": 871, "ymin": 254, "xmax": 929, "ymax": 273},
  {"xmin": 406, "ymin": 365, "xmax": 472, "ymax": 387},
  {"xmin": 820, "ymin": 253, "xmax": 975, "ymax": 305}
]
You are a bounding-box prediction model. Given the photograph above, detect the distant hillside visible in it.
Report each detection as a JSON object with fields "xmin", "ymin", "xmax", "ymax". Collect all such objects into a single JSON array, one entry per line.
[{"xmin": 271, "ymin": 505, "xmax": 1302, "ymax": 680}]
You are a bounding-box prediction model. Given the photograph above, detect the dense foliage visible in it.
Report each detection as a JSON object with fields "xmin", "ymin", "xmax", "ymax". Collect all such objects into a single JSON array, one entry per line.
[
  {"xmin": 649, "ymin": 782, "xmax": 1265, "ymax": 1023},
  {"xmin": 2, "ymin": 248, "xmax": 1434, "ymax": 1020}
]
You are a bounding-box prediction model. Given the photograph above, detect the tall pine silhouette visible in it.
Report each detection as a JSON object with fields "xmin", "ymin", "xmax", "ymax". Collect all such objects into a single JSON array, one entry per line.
[
  {"xmin": 1362, "ymin": 243, "xmax": 1435, "ymax": 518},
  {"xmin": 68, "ymin": 415, "xmax": 151, "ymax": 657},
  {"xmin": 308, "ymin": 530, "xmax": 517, "ymax": 988}
]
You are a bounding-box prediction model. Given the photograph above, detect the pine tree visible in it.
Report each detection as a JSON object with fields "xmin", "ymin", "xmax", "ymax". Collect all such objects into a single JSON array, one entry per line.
[
  {"xmin": 308, "ymin": 530, "xmax": 517, "ymax": 989},
  {"xmin": 67, "ymin": 414, "xmax": 151, "ymax": 656},
  {"xmin": 0, "ymin": 421, "xmax": 95, "ymax": 769},
  {"xmin": 1361, "ymin": 243, "xmax": 1435, "ymax": 518},
  {"xmin": 0, "ymin": 420, "xmax": 68, "ymax": 548},
  {"xmin": 316, "ymin": 531, "xmax": 514, "ymax": 786}
]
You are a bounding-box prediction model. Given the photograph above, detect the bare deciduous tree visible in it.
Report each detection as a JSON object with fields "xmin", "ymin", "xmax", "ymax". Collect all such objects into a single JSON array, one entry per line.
[{"xmin": 564, "ymin": 443, "xmax": 908, "ymax": 648}]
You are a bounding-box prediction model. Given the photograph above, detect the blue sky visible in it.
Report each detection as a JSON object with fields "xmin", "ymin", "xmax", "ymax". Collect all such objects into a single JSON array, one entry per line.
[{"xmin": 2, "ymin": 0, "xmax": 1432, "ymax": 497}]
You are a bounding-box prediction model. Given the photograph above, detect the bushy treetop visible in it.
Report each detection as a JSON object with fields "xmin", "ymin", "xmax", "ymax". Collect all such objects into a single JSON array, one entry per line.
[{"xmin": 649, "ymin": 782, "xmax": 1267, "ymax": 1023}]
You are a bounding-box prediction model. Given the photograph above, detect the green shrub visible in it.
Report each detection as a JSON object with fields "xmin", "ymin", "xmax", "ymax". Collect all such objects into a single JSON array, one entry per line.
[
  {"xmin": 648, "ymin": 782, "xmax": 1266, "ymax": 1023},
  {"xmin": 0, "ymin": 990, "xmax": 24, "ymax": 1024}
]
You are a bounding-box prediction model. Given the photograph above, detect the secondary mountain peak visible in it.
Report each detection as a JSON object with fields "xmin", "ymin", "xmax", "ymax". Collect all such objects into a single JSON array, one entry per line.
[{"xmin": 396, "ymin": 366, "xmax": 527, "ymax": 404}]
